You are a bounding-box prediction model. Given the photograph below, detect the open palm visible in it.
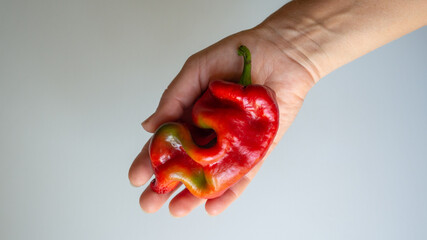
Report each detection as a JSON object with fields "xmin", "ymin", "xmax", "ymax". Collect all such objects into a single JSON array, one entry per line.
[{"xmin": 129, "ymin": 28, "xmax": 315, "ymax": 217}]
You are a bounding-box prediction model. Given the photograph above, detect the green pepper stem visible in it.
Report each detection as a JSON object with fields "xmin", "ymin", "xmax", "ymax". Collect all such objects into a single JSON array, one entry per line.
[{"xmin": 237, "ymin": 45, "xmax": 252, "ymax": 86}]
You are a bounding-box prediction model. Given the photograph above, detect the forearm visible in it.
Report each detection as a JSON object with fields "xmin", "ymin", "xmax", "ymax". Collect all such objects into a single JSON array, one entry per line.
[{"xmin": 257, "ymin": 0, "xmax": 427, "ymax": 82}]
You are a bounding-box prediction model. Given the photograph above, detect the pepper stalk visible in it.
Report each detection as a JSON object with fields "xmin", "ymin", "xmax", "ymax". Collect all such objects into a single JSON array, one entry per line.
[{"xmin": 237, "ymin": 45, "xmax": 252, "ymax": 86}]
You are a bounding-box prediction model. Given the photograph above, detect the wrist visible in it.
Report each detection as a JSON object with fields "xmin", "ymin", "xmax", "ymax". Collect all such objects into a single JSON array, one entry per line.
[
  {"xmin": 254, "ymin": 3, "xmax": 335, "ymax": 83},
  {"xmin": 256, "ymin": 0, "xmax": 426, "ymax": 82}
]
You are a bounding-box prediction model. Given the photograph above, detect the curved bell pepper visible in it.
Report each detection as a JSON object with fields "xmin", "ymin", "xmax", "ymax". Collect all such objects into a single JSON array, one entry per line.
[{"xmin": 149, "ymin": 46, "xmax": 279, "ymax": 199}]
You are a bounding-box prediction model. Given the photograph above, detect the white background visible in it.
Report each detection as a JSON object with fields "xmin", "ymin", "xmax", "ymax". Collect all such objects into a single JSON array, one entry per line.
[{"xmin": 1, "ymin": 1, "xmax": 426, "ymax": 239}]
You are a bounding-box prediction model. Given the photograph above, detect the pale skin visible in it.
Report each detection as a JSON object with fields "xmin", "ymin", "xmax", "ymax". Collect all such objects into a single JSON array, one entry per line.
[{"xmin": 129, "ymin": 0, "xmax": 427, "ymax": 217}]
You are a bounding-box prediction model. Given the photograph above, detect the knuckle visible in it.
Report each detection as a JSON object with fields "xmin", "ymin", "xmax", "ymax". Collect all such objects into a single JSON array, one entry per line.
[{"xmin": 184, "ymin": 54, "xmax": 199, "ymax": 68}]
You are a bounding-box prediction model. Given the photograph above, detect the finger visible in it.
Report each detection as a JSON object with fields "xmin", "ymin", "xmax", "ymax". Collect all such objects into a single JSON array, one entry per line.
[
  {"xmin": 205, "ymin": 175, "xmax": 251, "ymax": 216},
  {"xmin": 128, "ymin": 141, "xmax": 153, "ymax": 187},
  {"xmin": 141, "ymin": 58, "xmax": 203, "ymax": 133},
  {"xmin": 139, "ymin": 183, "xmax": 182, "ymax": 213},
  {"xmin": 204, "ymin": 155, "xmax": 267, "ymax": 216},
  {"xmin": 169, "ymin": 188, "xmax": 206, "ymax": 217}
]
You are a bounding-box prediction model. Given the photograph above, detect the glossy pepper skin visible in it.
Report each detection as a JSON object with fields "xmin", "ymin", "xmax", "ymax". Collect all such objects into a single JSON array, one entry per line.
[{"xmin": 149, "ymin": 46, "xmax": 279, "ymax": 199}]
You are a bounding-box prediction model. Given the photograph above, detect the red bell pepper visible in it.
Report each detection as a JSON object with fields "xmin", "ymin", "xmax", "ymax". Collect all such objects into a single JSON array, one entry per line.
[{"xmin": 149, "ymin": 46, "xmax": 279, "ymax": 199}]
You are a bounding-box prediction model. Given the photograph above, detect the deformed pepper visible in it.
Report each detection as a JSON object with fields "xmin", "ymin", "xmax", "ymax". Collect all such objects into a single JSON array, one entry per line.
[{"xmin": 149, "ymin": 45, "xmax": 279, "ymax": 199}]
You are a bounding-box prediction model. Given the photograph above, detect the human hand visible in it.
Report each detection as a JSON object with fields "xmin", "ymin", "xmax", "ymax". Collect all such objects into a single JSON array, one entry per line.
[
  {"xmin": 129, "ymin": 0, "xmax": 426, "ymax": 217},
  {"xmin": 128, "ymin": 27, "xmax": 316, "ymax": 217}
]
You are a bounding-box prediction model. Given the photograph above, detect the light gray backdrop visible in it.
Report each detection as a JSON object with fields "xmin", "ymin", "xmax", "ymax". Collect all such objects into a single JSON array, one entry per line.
[{"xmin": 1, "ymin": 1, "xmax": 426, "ymax": 239}]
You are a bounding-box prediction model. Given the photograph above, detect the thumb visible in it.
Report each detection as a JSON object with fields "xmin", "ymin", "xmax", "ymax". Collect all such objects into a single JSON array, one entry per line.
[
  {"xmin": 142, "ymin": 43, "xmax": 245, "ymax": 132},
  {"xmin": 141, "ymin": 57, "xmax": 204, "ymax": 133}
]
